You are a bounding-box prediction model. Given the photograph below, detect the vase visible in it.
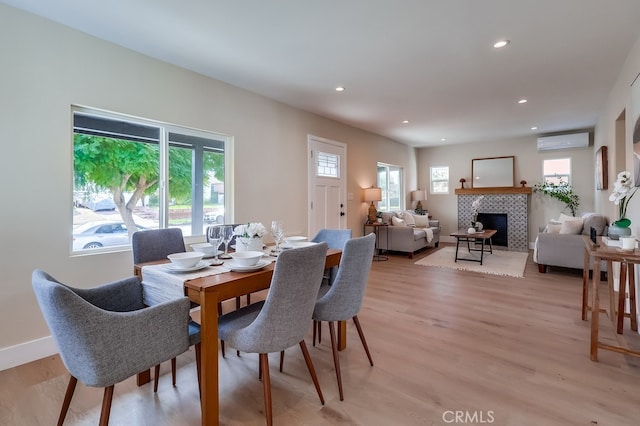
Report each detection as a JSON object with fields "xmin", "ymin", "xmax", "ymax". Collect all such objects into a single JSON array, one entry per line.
[
  {"xmin": 236, "ymin": 236, "xmax": 264, "ymax": 252},
  {"xmin": 608, "ymin": 223, "xmax": 632, "ymax": 240}
]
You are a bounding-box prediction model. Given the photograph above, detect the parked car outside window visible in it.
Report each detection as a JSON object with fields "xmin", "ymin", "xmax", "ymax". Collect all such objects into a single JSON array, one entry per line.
[{"xmin": 72, "ymin": 221, "xmax": 146, "ymax": 251}]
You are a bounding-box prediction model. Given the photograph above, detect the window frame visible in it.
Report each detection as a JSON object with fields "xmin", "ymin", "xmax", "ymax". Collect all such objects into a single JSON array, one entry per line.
[
  {"xmin": 542, "ymin": 158, "xmax": 572, "ymax": 185},
  {"xmin": 376, "ymin": 163, "xmax": 404, "ymax": 212},
  {"xmin": 71, "ymin": 106, "xmax": 233, "ymax": 255},
  {"xmin": 430, "ymin": 166, "xmax": 450, "ymax": 194}
]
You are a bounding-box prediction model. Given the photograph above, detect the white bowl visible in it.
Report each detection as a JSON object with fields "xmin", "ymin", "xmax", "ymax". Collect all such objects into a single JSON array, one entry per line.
[
  {"xmin": 190, "ymin": 242, "xmax": 218, "ymax": 256},
  {"xmin": 167, "ymin": 252, "xmax": 204, "ymax": 268},
  {"xmin": 229, "ymin": 251, "xmax": 264, "ymax": 266}
]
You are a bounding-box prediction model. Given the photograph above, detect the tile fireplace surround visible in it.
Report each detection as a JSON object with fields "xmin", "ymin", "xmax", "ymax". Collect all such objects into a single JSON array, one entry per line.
[{"xmin": 456, "ymin": 189, "xmax": 530, "ymax": 252}]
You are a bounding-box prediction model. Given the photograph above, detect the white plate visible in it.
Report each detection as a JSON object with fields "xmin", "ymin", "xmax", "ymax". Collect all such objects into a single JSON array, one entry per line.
[
  {"xmin": 164, "ymin": 260, "xmax": 210, "ymax": 273},
  {"xmin": 227, "ymin": 259, "xmax": 272, "ymax": 272}
]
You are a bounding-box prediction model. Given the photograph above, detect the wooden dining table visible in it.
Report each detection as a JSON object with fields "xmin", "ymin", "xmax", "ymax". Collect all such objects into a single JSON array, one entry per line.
[{"xmin": 134, "ymin": 248, "xmax": 342, "ymax": 426}]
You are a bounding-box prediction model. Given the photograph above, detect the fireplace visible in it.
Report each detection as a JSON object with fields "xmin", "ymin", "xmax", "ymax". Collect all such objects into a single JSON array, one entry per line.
[
  {"xmin": 477, "ymin": 213, "xmax": 508, "ymax": 246},
  {"xmin": 456, "ymin": 191, "xmax": 529, "ymax": 252}
]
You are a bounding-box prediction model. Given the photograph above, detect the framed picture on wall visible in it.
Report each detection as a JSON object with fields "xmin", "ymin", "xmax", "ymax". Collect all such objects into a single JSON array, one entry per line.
[{"xmin": 596, "ymin": 145, "xmax": 608, "ymax": 190}]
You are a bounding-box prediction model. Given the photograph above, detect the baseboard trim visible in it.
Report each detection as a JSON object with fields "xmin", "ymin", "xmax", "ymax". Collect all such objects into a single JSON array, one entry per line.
[{"xmin": 0, "ymin": 336, "xmax": 58, "ymax": 372}]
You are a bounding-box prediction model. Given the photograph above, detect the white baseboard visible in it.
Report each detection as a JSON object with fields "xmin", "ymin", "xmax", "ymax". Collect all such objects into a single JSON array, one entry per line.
[{"xmin": 0, "ymin": 336, "xmax": 58, "ymax": 372}]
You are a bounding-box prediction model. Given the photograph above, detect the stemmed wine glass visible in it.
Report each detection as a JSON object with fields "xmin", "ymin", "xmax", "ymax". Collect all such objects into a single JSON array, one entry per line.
[
  {"xmin": 207, "ymin": 226, "xmax": 224, "ymax": 265},
  {"xmin": 219, "ymin": 225, "xmax": 234, "ymax": 259},
  {"xmin": 271, "ymin": 221, "xmax": 285, "ymax": 253}
]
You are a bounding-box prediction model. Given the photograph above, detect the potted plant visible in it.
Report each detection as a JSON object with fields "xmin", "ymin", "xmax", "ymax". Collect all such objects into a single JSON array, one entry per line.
[{"xmin": 533, "ymin": 180, "xmax": 580, "ymax": 216}]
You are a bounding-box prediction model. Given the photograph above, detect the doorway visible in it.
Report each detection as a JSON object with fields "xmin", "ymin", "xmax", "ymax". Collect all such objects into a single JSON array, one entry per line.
[{"xmin": 307, "ymin": 135, "xmax": 347, "ymax": 237}]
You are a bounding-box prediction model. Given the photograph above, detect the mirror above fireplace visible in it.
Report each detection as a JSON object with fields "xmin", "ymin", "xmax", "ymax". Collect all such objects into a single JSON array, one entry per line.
[{"xmin": 471, "ymin": 156, "xmax": 514, "ymax": 188}]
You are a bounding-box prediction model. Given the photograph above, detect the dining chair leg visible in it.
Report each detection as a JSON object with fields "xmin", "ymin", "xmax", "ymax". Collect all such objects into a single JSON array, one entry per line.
[
  {"xmin": 99, "ymin": 385, "xmax": 114, "ymax": 426},
  {"xmin": 153, "ymin": 364, "xmax": 161, "ymax": 392},
  {"xmin": 171, "ymin": 357, "xmax": 177, "ymax": 386},
  {"xmin": 353, "ymin": 315, "xmax": 374, "ymax": 366},
  {"xmin": 279, "ymin": 350, "xmax": 285, "ymax": 372},
  {"xmin": 236, "ymin": 297, "xmax": 241, "ymax": 310},
  {"xmin": 312, "ymin": 320, "xmax": 317, "ymax": 346},
  {"xmin": 57, "ymin": 375, "xmax": 77, "ymax": 426},
  {"xmin": 299, "ymin": 340, "xmax": 325, "ymax": 405},
  {"xmin": 328, "ymin": 321, "xmax": 344, "ymax": 401},
  {"xmin": 195, "ymin": 343, "xmax": 202, "ymax": 399},
  {"xmin": 221, "ymin": 340, "xmax": 226, "ymax": 358},
  {"xmin": 246, "ymin": 294, "xmax": 251, "ymax": 305},
  {"xmin": 259, "ymin": 353, "xmax": 273, "ymax": 426},
  {"xmin": 318, "ymin": 321, "xmax": 322, "ymax": 344},
  {"xmin": 258, "ymin": 357, "xmax": 262, "ymax": 381}
]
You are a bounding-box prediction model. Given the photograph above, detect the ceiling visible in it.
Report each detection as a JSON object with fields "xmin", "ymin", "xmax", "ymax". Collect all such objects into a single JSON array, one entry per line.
[{"xmin": 4, "ymin": 0, "xmax": 640, "ymax": 147}]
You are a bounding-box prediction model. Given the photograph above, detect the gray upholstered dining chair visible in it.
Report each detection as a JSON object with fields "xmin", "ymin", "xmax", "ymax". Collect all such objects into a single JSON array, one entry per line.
[
  {"xmin": 217, "ymin": 242, "xmax": 329, "ymax": 425},
  {"xmin": 131, "ymin": 228, "xmax": 202, "ymax": 390},
  {"xmin": 310, "ymin": 228, "xmax": 352, "ymax": 343},
  {"xmin": 32, "ymin": 269, "xmax": 196, "ymax": 426},
  {"xmin": 312, "ymin": 233, "xmax": 376, "ymax": 400}
]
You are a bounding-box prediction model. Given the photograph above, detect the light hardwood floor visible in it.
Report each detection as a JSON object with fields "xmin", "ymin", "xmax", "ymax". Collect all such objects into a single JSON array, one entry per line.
[{"xmin": 3, "ymin": 245, "xmax": 640, "ymax": 425}]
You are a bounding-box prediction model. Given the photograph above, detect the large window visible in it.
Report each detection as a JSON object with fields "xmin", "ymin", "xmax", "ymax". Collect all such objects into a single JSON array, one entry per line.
[
  {"xmin": 430, "ymin": 166, "xmax": 449, "ymax": 194},
  {"xmin": 72, "ymin": 107, "xmax": 231, "ymax": 253},
  {"xmin": 377, "ymin": 163, "xmax": 403, "ymax": 211},
  {"xmin": 542, "ymin": 158, "xmax": 571, "ymax": 185}
]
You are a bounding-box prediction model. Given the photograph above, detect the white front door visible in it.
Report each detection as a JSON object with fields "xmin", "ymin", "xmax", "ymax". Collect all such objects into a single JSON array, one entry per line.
[{"xmin": 308, "ymin": 135, "xmax": 347, "ymax": 237}]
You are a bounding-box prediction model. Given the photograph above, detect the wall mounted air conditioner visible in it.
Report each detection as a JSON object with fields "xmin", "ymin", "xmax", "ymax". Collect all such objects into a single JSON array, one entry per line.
[{"xmin": 536, "ymin": 132, "xmax": 589, "ymax": 151}]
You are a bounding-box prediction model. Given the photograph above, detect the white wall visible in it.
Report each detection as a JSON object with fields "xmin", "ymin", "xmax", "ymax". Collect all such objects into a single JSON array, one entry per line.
[
  {"xmin": 0, "ymin": 4, "xmax": 417, "ymax": 369},
  {"xmin": 593, "ymin": 36, "xmax": 640, "ymax": 234},
  {"xmin": 417, "ymin": 136, "xmax": 596, "ymax": 242}
]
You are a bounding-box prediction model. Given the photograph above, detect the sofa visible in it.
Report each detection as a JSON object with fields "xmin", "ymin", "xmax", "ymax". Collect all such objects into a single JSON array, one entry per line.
[
  {"xmin": 375, "ymin": 210, "xmax": 440, "ymax": 258},
  {"xmin": 534, "ymin": 212, "xmax": 608, "ymax": 273}
]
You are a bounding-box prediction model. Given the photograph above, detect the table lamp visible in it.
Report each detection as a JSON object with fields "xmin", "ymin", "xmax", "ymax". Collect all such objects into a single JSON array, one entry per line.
[
  {"xmin": 364, "ymin": 186, "xmax": 382, "ymax": 223},
  {"xmin": 411, "ymin": 189, "xmax": 427, "ymax": 212}
]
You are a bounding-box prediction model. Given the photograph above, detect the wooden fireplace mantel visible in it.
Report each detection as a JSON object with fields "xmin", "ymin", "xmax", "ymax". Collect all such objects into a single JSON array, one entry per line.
[{"xmin": 454, "ymin": 187, "xmax": 532, "ymax": 195}]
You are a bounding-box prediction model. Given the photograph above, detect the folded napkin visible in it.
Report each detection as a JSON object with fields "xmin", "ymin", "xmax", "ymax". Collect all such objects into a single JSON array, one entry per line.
[{"xmin": 141, "ymin": 263, "xmax": 230, "ymax": 306}]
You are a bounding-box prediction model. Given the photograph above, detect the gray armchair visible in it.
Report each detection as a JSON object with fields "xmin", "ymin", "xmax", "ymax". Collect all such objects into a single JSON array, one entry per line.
[{"xmin": 32, "ymin": 269, "xmax": 194, "ymax": 426}]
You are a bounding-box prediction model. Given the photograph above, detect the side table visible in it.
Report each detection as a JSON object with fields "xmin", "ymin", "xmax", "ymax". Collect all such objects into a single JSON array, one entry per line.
[{"xmin": 364, "ymin": 222, "xmax": 389, "ymax": 261}]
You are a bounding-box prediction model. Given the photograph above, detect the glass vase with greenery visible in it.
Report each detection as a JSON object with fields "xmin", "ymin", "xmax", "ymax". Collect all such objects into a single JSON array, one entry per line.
[{"xmin": 533, "ymin": 180, "xmax": 580, "ymax": 216}]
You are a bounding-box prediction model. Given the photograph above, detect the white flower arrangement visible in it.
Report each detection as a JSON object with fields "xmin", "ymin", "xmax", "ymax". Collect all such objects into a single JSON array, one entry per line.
[
  {"xmin": 233, "ymin": 222, "xmax": 267, "ymax": 239},
  {"xmin": 471, "ymin": 195, "xmax": 484, "ymax": 221},
  {"xmin": 609, "ymin": 171, "xmax": 637, "ymax": 225}
]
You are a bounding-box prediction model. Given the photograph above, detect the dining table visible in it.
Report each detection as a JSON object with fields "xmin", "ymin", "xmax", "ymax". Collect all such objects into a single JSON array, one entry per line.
[{"xmin": 134, "ymin": 247, "xmax": 342, "ymax": 426}]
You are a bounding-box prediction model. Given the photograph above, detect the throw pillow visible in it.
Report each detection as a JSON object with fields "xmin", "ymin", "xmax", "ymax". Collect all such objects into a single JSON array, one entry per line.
[
  {"xmin": 402, "ymin": 212, "xmax": 416, "ymax": 226},
  {"xmin": 412, "ymin": 214, "xmax": 430, "ymax": 228},
  {"xmin": 559, "ymin": 219, "xmax": 583, "ymax": 234},
  {"xmin": 545, "ymin": 223, "xmax": 562, "ymax": 234},
  {"xmin": 391, "ymin": 216, "xmax": 406, "ymax": 227}
]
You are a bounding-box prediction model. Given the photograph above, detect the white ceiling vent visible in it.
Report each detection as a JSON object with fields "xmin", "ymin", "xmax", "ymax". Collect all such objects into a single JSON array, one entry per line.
[{"xmin": 537, "ymin": 132, "xmax": 589, "ymax": 151}]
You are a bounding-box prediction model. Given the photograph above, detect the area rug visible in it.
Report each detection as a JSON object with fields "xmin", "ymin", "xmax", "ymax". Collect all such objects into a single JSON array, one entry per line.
[{"xmin": 414, "ymin": 246, "xmax": 529, "ymax": 278}]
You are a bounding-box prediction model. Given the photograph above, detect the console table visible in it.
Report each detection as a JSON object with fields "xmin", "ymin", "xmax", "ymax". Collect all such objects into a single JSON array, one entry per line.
[{"xmin": 582, "ymin": 235, "xmax": 639, "ymax": 361}]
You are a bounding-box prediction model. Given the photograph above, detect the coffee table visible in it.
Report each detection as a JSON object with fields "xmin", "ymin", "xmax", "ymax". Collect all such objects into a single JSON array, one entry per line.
[{"xmin": 450, "ymin": 229, "xmax": 497, "ymax": 265}]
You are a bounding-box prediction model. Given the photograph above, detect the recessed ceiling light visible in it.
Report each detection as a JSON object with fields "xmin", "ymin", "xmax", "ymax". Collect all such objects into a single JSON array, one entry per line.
[
  {"xmin": 531, "ymin": 126, "xmax": 538, "ymax": 130},
  {"xmin": 440, "ymin": 138, "xmax": 446, "ymax": 142},
  {"xmin": 493, "ymin": 40, "xmax": 510, "ymax": 48},
  {"xmin": 335, "ymin": 86, "xmax": 345, "ymax": 92},
  {"xmin": 518, "ymin": 99, "xmax": 528, "ymax": 104},
  {"xmin": 402, "ymin": 120, "xmax": 409, "ymax": 124}
]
